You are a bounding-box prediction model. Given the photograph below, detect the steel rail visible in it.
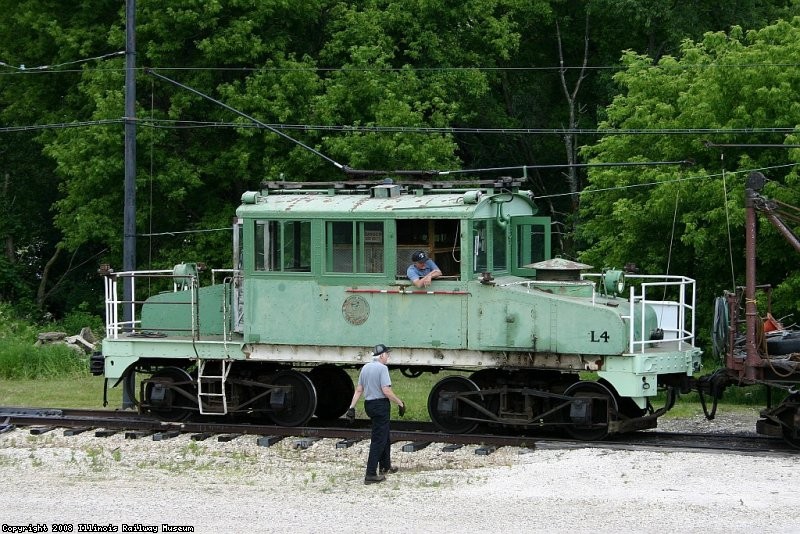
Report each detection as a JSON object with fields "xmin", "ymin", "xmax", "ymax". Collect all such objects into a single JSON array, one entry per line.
[{"xmin": 1, "ymin": 406, "xmax": 794, "ymax": 456}]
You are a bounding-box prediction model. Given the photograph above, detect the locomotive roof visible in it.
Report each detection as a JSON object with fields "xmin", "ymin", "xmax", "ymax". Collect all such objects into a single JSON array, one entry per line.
[{"xmin": 236, "ymin": 183, "xmax": 538, "ymax": 219}]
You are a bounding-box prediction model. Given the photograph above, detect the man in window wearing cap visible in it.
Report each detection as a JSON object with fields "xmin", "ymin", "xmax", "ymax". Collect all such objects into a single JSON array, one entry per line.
[
  {"xmin": 407, "ymin": 250, "xmax": 442, "ymax": 288},
  {"xmin": 346, "ymin": 344, "xmax": 406, "ymax": 484}
]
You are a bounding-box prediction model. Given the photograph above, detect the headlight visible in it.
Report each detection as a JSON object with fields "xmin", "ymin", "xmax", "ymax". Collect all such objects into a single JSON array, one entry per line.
[{"xmin": 603, "ymin": 269, "xmax": 626, "ymax": 296}]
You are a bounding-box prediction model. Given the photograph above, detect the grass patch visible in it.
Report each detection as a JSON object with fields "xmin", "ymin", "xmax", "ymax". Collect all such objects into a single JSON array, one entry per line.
[
  {"xmin": 0, "ymin": 300, "xmax": 103, "ymax": 380},
  {"xmin": 656, "ymin": 383, "xmax": 784, "ymax": 420},
  {"xmin": 0, "ymin": 375, "xmax": 121, "ymax": 408},
  {"xmin": 0, "ymin": 340, "xmax": 90, "ymax": 379},
  {"xmin": 2, "ymin": 369, "xmax": 444, "ymax": 415}
]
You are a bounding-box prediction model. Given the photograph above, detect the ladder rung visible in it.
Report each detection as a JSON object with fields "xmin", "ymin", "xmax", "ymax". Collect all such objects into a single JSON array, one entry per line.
[{"xmin": 197, "ymin": 360, "xmax": 231, "ymax": 415}]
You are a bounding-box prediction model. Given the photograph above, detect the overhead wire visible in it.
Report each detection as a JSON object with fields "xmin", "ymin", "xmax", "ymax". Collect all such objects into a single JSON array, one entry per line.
[
  {"xmin": 145, "ymin": 67, "xmax": 346, "ymax": 172},
  {"xmin": 0, "ymin": 50, "xmax": 124, "ymax": 71},
  {"xmin": 4, "ymin": 55, "xmax": 800, "ymax": 219},
  {"xmin": 3, "ymin": 118, "xmax": 799, "ymax": 137},
  {"xmin": 133, "ymin": 120, "xmax": 798, "ymax": 136},
  {"xmin": 138, "ymin": 163, "xmax": 798, "ymax": 238},
  {"xmin": 5, "ymin": 47, "xmax": 800, "ymax": 281},
  {"xmin": 541, "ymin": 162, "xmax": 799, "ymax": 199},
  {"xmin": 6, "ymin": 60, "xmax": 800, "ymax": 74},
  {"xmin": 0, "ymin": 120, "xmax": 123, "ymax": 133}
]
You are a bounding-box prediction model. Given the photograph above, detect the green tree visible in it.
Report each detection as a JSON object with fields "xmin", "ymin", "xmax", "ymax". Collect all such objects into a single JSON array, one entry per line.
[
  {"xmin": 579, "ymin": 18, "xmax": 800, "ymax": 338},
  {"xmin": 0, "ymin": 0, "xmax": 120, "ymax": 316},
  {"xmin": 41, "ymin": 0, "xmax": 543, "ymax": 283}
]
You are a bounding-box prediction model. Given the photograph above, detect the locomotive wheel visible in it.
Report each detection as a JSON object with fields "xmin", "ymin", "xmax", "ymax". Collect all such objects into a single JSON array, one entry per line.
[
  {"xmin": 563, "ymin": 381, "xmax": 619, "ymax": 441},
  {"xmin": 308, "ymin": 365, "xmax": 354, "ymax": 420},
  {"xmin": 428, "ymin": 376, "xmax": 481, "ymax": 434},
  {"xmin": 269, "ymin": 370, "xmax": 318, "ymax": 427},
  {"xmin": 468, "ymin": 369, "xmax": 505, "ymax": 389},
  {"xmin": 468, "ymin": 369, "xmax": 503, "ymax": 422},
  {"xmin": 142, "ymin": 366, "xmax": 197, "ymax": 422}
]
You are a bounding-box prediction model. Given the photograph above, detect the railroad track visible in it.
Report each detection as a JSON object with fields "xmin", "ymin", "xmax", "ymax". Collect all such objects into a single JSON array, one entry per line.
[{"xmin": 0, "ymin": 406, "xmax": 794, "ymax": 456}]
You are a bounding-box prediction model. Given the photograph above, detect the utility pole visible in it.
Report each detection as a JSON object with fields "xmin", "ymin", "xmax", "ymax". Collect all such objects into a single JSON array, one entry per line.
[{"xmin": 122, "ymin": 0, "xmax": 137, "ymax": 408}]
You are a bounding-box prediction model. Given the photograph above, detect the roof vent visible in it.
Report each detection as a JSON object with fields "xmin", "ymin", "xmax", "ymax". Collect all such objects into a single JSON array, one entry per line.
[
  {"xmin": 526, "ymin": 258, "xmax": 593, "ymax": 281},
  {"xmin": 372, "ymin": 184, "xmax": 401, "ymax": 198}
]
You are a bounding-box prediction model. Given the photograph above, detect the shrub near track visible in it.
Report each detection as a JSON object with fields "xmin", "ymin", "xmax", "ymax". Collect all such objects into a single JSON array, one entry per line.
[{"xmin": 0, "ymin": 302, "xmax": 91, "ymax": 379}]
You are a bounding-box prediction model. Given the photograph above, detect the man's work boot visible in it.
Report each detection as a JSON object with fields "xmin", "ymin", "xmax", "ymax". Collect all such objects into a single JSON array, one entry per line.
[{"xmin": 364, "ymin": 474, "xmax": 386, "ymax": 485}]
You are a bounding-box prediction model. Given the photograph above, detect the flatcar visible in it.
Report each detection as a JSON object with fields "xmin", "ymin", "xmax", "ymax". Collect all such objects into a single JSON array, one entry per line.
[
  {"xmin": 92, "ymin": 177, "xmax": 702, "ymax": 440},
  {"xmin": 704, "ymin": 172, "xmax": 800, "ymax": 447}
]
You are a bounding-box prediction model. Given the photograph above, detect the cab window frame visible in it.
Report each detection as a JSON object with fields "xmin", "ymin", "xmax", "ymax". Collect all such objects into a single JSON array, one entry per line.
[{"xmin": 253, "ymin": 219, "xmax": 312, "ymax": 273}]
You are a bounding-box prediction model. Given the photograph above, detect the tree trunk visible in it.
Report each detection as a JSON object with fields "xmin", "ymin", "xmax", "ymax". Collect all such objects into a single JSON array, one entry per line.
[
  {"xmin": 2, "ymin": 173, "xmax": 13, "ymax": 263},
  {"xmin": 36, "ymin": 245, "xmax": 61, "ymax": 310},
  {"xmin": 555, "ymin": 16, "xmax": 590, "ymax": 257},
  {"xmin": 556, "ymin": 16, "xmax": 590, "ymax": 211}
]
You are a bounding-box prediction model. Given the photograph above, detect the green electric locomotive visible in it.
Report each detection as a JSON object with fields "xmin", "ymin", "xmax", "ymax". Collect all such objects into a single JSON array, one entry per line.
[{"xmin": 94, "ymin": 177, "xmax": 701, "ymax": 440}]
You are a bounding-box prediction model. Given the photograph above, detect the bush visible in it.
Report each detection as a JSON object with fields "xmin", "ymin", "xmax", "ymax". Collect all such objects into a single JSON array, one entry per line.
[
  {"xmin": 57, "ymin": 305, "xmax": 104, "ymax": 339},
  {"xmin": 0, "ymin": 338, "xmax": 90, "ymax": 379},
  {"xmin": 0, "ymin": 301, "xmax": 94, "ymax": 379},
  {"xmin": 0, "ymin": 301, "xmax": 39, "ymax": 341}
]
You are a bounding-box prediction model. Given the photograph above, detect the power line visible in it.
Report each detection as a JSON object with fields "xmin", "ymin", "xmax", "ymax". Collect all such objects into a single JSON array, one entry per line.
[
  {"xmin": 139, "ymin": 227, "xmax": 230, "ymax": 238},
  {"xmin": 3, "ymin": 117, "xmax": 800, "ymax": 137},
  {"xmin": 442, "ymin": 160, "xmax": 693, "ymax": 175},
  {"xmin": 705, "ymin": 141, "xmax": 800, "ymax": 148},
  {"xmin": 0, "ymin": 119, "xmax": 122, "ymax": 133},
  {"xmin": 6, "ymin": 60, "xmax": 800, "ymax": 76},
  {"xmin": 543, "ymin": 162, "xmax": 798, "ymax": 200},
  {"xmin": 0, "ymin": 50, "xmax": 123, "ymax": 71},
  {"xmin": 129, "ymin": 162, "xmax": 800, "ymax": 239},
  {"xmin": 150, "ymin": 62, "xmax": 800, "ymax": 72},
  {"xmin": 153, "ymin": 121, "xmax": 792, "ymax": 136}
]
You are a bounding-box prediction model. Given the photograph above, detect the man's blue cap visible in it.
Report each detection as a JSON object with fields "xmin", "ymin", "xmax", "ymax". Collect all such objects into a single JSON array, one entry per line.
[{"xmin": 373, "ymin": 344, "xmax": 390, "ymax": 356}]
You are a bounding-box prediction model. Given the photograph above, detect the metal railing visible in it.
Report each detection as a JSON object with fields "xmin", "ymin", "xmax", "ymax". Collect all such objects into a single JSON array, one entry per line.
[
  {"xmin": 495, "ymin": 272, "xmax": 697, "ymax": 354},
  {"xmin": 212, "ymin": 268, "xmax": 243, "ymax": 337},
  {"xmin": 102, "ymin": 269, "xmax": 199, "ymax": 340},
  {"xmin": 583, "ymin": 273, "xmax": 697, "ymax": 354}
]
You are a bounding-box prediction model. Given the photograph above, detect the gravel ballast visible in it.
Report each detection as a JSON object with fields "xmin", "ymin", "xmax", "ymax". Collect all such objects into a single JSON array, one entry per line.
[{"xmin": 1, "ymin": 408, "xmax": 799, "ymax": 533}]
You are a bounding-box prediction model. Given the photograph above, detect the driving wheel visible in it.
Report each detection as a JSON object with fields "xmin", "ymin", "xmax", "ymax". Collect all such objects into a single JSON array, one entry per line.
[
  {"xmin": 563, "ymin": 381, "xmax": 618, "ymax": 441},
  {"xmin": 428, "ymin": 376, "xmax": 481, "ymax": 434},
  {"xmin": 141, "ymin": 366, "xmax": 197, "ymax": 422},
  {"xmin": 308, "ymin": 365, "xmax": 354, "ymax": 420},
  {"xmin": 269, "ymin": 370, "xmax": 318, "ymax": 427}
]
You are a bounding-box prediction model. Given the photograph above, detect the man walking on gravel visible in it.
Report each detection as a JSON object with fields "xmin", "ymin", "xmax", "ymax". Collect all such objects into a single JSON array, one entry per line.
[{"xmin": 346, "ymin": 344, "xmax": 406, "ymax": 484}]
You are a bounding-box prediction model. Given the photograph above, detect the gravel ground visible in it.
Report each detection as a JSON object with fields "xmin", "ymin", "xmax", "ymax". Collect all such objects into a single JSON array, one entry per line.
[{"xmin": 1, "ymin": 408, "xmax": 799, "ymax": 534}]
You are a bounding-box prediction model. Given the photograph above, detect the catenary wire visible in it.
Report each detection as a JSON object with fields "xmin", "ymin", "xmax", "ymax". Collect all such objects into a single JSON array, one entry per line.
[
  {"xmin": 6, "ymin": 61, "xmax": 800, "ymax": 74},
  {"xmin": 2, "ymin": 118, "xmax": 799, "ymax": 137}
]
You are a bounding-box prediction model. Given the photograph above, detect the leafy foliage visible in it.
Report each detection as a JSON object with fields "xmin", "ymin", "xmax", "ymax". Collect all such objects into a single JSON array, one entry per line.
[
  {"xmin": 0, "ymin": 340, "xmax": 90, "ymax": 379},
  {"xmin": 0, "ymin": 302, "xmax": 92, "ymax": 378},
  {"xmin": 580, "ymin": 17, "xmax": 800, "ymax": 340}
]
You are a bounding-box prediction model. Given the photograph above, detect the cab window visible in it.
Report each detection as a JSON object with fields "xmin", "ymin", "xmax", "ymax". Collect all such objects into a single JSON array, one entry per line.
[
  {"xmin": 254, "ymin": 220, "xmax": 311, "ymax": 272},
  {"xmin": 325, "ymin": 221, "xmax": 384, "ymax": 274},
  {"xmin": 473, "ymin": 220, "xmax": 507, "ymax": 274}
]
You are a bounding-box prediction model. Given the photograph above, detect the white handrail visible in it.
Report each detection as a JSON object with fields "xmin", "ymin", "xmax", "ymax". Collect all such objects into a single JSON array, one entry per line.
[
  {"xmin": 102, "ymin": 269, "xmax": 197, "ymax": 340},
  {"xmin": 582, "ymin": 273, "xmax": 697, "ymax": 354}
]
